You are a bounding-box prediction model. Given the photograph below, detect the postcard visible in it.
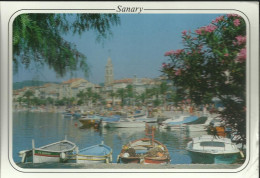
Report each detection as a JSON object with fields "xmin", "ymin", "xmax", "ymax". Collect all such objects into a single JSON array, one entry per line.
[{"xmin": 0, "ymin": 1, "xmax": 259, "ymax": 178}]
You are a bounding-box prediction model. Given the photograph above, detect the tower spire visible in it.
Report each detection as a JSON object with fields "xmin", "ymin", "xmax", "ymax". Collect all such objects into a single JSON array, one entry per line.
[{"xmin": 105, "ymin": 57, "xmax": 114, "ymax": 86}]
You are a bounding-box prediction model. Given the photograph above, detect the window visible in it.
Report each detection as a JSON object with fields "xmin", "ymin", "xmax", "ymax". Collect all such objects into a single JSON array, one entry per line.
[{"xmin": 200, "ymin": 142, "xmax": 225, "ymax": 147}]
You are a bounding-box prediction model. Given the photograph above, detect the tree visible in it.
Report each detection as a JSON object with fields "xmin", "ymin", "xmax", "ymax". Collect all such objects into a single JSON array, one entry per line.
[
  {"xmin": 23, "ymin": 90, "xmax": 34, "ymax": 107},
  {"xmin": 159, "ymin": 81, "xmax": 169, "ymax": 107},
  {"xmin": 16, "ymin": 96, "xmax": 24, "ymax": 106},
  {"xmin": 108, "ymin": 90, "xmax": 116, "ymax": 106},
  {"xmin": 13, "ymin": 14, "xmax": 120, "ymax": 77},
  {"xmin": 77, "ymin": 90, "xmax": 87, "ymax": 105},
  {"xmin": 162, "ymin": 14, "xmax": 246, "ymax": 145},
  {"xmin": 116, "ymin": 88, "xmax": 126, "ymax": 106}
]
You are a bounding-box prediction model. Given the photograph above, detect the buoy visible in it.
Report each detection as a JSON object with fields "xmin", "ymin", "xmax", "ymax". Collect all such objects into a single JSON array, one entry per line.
[
  {"xmin": 60, "ymin": 152, "xmax": 66, "ymax": 161},
  {"xmin": 74, "ymin": 123, "xmax": 78, "ymax": 127}
]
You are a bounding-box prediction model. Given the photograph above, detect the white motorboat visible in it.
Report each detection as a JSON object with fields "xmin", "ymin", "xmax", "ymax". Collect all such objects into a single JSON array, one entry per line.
[
  {"xmin": 159, "ymin": 115, "xmax": 198, "ymax": 130},
  {"xmin": 185, "ymin": 117, "xmax": 214, "ymax": 132},
  {"xmin": 106, "ymin": 118, "xmax": 146, "ymax": 128},
  {"xmin": 186, "ymin": 135, "xmax": 241, "ymax": 164}
]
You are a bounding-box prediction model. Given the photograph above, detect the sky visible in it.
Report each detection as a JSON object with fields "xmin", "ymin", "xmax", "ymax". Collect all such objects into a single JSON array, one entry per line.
[{"xmin": 13, "ymin": 13, "xmax": 222, "ymax": 84}]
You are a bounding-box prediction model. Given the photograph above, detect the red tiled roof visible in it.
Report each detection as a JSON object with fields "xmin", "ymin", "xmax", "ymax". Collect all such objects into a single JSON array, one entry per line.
[
  {"xmin": 113, "ymin": 78, "xmax": 133, "ymax": 84},
  {"xmin": 62, "ymin": 78, "xmax": 82, "ymax": 84}
]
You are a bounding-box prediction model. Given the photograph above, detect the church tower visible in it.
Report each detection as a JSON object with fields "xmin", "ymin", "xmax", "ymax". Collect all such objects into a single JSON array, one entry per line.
[{"xmin": 105, "ymin": 57, "xmax": 114, "ymax": 86}]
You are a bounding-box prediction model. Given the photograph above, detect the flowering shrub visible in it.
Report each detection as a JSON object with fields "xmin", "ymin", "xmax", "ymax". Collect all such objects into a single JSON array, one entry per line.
[{"xmin": 162, "ymin": 14, "xmax": 246, "ymax": 145}]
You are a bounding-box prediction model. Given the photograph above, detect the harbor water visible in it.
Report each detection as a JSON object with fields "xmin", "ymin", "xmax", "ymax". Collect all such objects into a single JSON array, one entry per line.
[{"xmin": 12, "ymin": 111, "xmax": 240, "ymax": 167}]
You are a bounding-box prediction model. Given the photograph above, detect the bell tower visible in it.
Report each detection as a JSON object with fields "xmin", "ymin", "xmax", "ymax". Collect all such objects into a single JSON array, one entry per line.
[{"xmin": 105, "ymin": 57, "xmax": 114, "ymax": 86}]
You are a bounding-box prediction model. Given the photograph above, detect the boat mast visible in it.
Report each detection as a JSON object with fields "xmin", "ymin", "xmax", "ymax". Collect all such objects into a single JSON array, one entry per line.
[{"xmin": 145, "ymin": 123, "xmax": 155, "ymax": 146}]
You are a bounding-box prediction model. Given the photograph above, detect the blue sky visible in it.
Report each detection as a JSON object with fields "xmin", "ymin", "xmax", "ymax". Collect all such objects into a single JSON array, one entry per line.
[{"xmin": 13, "ymin": 13, "xmax": 222, "ymax": 84}]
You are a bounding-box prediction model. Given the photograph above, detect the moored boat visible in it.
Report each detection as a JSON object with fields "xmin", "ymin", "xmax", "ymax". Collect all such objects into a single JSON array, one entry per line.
[
  {"xmin": 117, "ymin": 125, "xmax": 170, "ymax": 164},
  {"xmin": 134, "ymin": 116, "xmax": 158, "ymax": 123},
  {"xmin": 160, "ymin": 115, "xmax": 198, "ymax": 130},
  {"xmin": 67, "ymin": 142, "xmax": 112, "ymax": 164},
  {"xmin": 185, "ymin": 116, "xmax": 213, "ymax": 132},
  {"xmin": 99, "ymin": 115, "xmax": 121, "ymax": 127},
  {"xmin": 79, "ymin": 115, "xmax": 101, "ymax": 127},
  {"xmin": 106, "ymin": 118, "xmax": 146, "ymax": 128},
  {"xmin": 186, "ymin": 135, "xmax": 241, "ymax": 164},
  {"xmin": 19, "ymin": 137, "xmax": 77, "ymax": 163}
]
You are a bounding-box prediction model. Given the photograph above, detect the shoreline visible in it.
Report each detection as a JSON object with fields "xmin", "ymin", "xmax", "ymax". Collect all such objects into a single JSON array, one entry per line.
[{"xmin": 16, "ymin": 162, "xmax": 243, "ymax": 169}]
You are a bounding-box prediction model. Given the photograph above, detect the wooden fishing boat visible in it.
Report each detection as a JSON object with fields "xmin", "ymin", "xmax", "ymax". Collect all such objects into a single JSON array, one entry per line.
[
  {"xmin": 79, "ymin": 115, "xmax": 101, "ymax": 127},
  {"xmin": 186, "ymin": 135, "xmax": 241, "ymax": 164},
  {"xmin": 117, "ymin": 125, "xmax": 170, "ymax": 164},
  {"xmin": 19, "ymin": 137, "xmax": 77, "ymax": 163},
  {"xmin": 118, "ymin": 138, "xmax": 170, "ymax": 164},
  {"xmin": 67, "ymin": 142, "xmax": 113, "ymax": 164}
]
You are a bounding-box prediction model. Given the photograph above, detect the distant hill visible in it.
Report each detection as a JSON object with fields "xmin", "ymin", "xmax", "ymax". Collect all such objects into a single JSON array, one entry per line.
[{"xmin": 13, "ymin": 80, "xmax": 60, "ymax": 90}]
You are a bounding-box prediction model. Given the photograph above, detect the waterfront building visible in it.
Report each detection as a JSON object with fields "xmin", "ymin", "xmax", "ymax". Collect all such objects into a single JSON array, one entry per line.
[
  {"xmin": 60, "ymin": 78, "xmax": 96, "ymax": 99},
  {"xmin": 39, "ymin": 83, "xmax": 60, "ymax": 99}
]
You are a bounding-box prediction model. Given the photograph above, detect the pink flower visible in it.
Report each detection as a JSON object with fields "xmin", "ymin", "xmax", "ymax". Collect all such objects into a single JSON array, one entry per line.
[
  {"xmin": 182, "ymin": 30, "xmax": 187, "ymax": 36},
  {"xmin": 235, "ymin": 35, "xmax": 246, "ymax": 45},
  {"xmin": 224, "ymin": 53, "xmax": 229, "ymax": 57},
  {"xmin": 175, "ymin": 69, "xmax": 182, "ymax": 76},
  {"xmin": 205, "ymin": 24, "xmax": 217, "ymax": 33},
  {"xmin": 174, "ymin": 49, "xmax": 184, "ymax": 55},
  {"xmin": 227, "ymin": 14, "xmax": 240, "ymax": 18},
  {"xmin": 195, "ymin": 29, "xmax": 202, "ymax": 35},
  {"xmin": 233, "ymin": 19, "xmax": 240, "ymax": 26},
  {"xmin": 235, "ymin": 48, "xmax": 246, "ymax": 63},
  {"xmin": 212, "ymin": 16, "xmax": 224, "ymax": 23},
  {"xmin": 162, "ymin": 63, "xmax": 167, "ymax": 68},
  {"xmin": 164, "ymin": 50, "xmax": 175, "ymax": 56}
]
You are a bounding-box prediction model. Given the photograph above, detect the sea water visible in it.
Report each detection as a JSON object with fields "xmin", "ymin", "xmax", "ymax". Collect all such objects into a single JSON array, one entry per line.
[{"xmin": 12, "ymin": 111, "xmax": 210, "ymax": 165}]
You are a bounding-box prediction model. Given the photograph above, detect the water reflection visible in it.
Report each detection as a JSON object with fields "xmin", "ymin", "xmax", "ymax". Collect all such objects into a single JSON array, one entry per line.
[{"xmin": 13, "ymin": 112, "xmax": 206, "ymax": 164}]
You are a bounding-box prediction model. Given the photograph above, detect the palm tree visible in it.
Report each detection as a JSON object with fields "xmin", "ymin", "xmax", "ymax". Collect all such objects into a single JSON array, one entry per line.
[
  {"xmin": 77, "ymin": 90, "xmax": 86, "ymax": 105},
  {"xmin": 116, "ymin": 88, "xmax": 126, "ymax": 106},
  {"xmin": 159, "ymin": 81, "xmax": 170, "ymax": 108},
  {"xmin": 108, "ymin": 91, "xmax": 116, "ymax": 106},
  {"xmin": 126, "ymin": 85, "xmax": 135, "ymax": 105},
  {"xmin": 86, "ymin": 88, "xmax": 94, "ymax": 107},
  {"xmin": 16, "ymin": 96, "xmax": 24, "ymax": 106},
  {"xmin": 23, "ymin": 90, "xmax": 34, "ymax": 108}
]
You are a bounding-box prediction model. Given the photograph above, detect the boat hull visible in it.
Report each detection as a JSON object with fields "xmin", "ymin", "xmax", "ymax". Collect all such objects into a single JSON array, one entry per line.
[
  {"xmin": 19, "ymin": 140, "xmax": 76, "ymax": 163},
  {"xmin": 188, "ymin": 151, "xmax": 240, "ymax": 164},
  {"xmin": 186, "ymin": 125, "xmax": 207, "ymax": 132},
  {"xmin": 33, "ymin": 150, "xmax": 64, "ymax": 163},
  {"xmin": 67, "ymin": 144, "xmax": 113, "ymax": 164},
  {"xmin": 107, "ymin": 121, "xmax": 146, "ymax": 128},
  {"xmin": 67, "ymin": 155, "xmax": 111, "ymax": 164},
  {"xmin": 120, "ymin": 157, "xmax": 141, "ymax": 164},
  {"xmin": 144, "ymin": 157, "xmax": 170, "ymax": 164},
  {"xmin": 118, "ymin": 138, "xmax": 170, "ymax": 164}
]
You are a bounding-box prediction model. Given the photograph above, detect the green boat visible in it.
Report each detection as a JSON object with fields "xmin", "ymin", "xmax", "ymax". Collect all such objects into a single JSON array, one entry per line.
[
  {"xmin": 186, "ymin": 135, "xmax": 241, "ymax": 164},
  {"xmin": 19, "ymin": 137, "xmax": 77, "ymax": 163}
]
